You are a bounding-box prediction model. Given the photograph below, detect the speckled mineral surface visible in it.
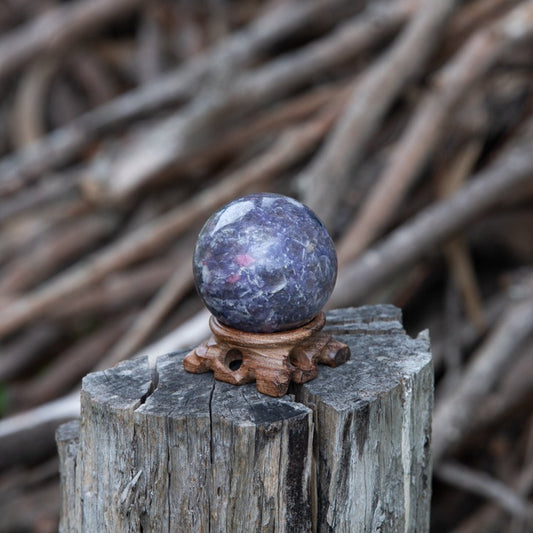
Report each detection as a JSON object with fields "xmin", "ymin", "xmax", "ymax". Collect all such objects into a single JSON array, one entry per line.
[{"xmin": 193, "ymin": 193, "xmax": 337, "ymax": 332}]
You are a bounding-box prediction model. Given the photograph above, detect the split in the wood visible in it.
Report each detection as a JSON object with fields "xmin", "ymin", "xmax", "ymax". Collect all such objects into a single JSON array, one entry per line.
[{"xmin": 184, "ymin": 312, "xmax": 350, "ymax": 397}]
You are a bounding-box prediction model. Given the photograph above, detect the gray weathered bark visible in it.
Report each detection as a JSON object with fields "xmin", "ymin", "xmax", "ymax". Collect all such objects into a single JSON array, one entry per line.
[
  {"xmin": 56, "ymin": 419, "xmax": 80, "ymax": 533},
  {"xmin": 57, "ymin": 305, "xmax": 432, "ymax": 532}
]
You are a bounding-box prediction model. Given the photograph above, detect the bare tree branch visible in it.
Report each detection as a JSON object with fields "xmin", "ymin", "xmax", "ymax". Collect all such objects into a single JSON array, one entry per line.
[
  {"xmin": 436, "ymin": 461, "xmax": 533, "ymax": 523},
  {"xmin": 0, "ymin": 0, "xmax": 358, "ymax": 196},
  {"xmin": 80, "ymin": 0, "xmax": 412, "ymax": 203},
  {"xmin": 97, "ymin": 253, "xmax": 194, "ymax": 369},
  {"xmin": 432, "ymin": 295, "xmax": 533, "ymax": 465},
  {"xmin": 0, "ymin": 0, "xmax": 142, "ymax": 83},
  {"xmin": 337, "ymin": 1, "xmax": 533, "ymax": 262},
  {"xmin": 300, "ymin": 0, "xmax": 457, "ymax": 228},
  {"xmin": 330, "ymin": 123, "xmax": 533, "ymax": 309},
  {"xmin": 0, "ymin": 108, "xmax": 339, "ymax": 339}
]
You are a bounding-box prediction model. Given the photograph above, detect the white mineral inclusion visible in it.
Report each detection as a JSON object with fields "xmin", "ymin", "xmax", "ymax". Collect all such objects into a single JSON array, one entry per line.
[{"xmin": 212, "ymin": 200, "xmax": 254, "ymax": 233}]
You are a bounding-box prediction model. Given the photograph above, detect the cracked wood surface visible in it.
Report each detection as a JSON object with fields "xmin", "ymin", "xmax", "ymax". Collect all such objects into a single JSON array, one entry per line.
[{"xmin": 57, "ymin": 305, "xmax": 432, "ymax": 532}]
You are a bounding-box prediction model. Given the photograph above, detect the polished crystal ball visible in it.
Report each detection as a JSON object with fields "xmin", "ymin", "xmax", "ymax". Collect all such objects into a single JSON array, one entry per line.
[{"xmin": 193, "ymin": 193, "xmax": 337, "ymax": 333}]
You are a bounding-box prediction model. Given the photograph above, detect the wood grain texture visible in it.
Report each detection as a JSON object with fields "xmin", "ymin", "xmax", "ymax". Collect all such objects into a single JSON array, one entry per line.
[
  {"xmin": 56, "ymin": 419, "xmax": 80, "ymax": 533},
  {"xmin": 184, "ymin": 312, "xmax": 350, "ymax": 397},
  {"xmin": 58, "ymin": 306, "xmax": 432, "ymax": 532},
  {"xmin": 299, "ymin": 306, "xmax": 433, "ymax": 532}
]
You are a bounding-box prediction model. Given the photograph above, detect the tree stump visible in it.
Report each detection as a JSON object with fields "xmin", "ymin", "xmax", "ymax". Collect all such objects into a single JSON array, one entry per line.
[{"xmin": 57, "ymin": 305, "xmax": 433, "ymax": 532}]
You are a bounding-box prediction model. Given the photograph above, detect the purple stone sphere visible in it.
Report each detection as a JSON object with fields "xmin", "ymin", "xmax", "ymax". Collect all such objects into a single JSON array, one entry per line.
[{"xmin": 193, "ymin": 193, "xmax": 337, "ymax": 333}]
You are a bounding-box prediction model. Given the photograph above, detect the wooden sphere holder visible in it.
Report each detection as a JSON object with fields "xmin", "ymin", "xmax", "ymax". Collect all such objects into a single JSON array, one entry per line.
[{"xmin": 183, "ymin": 312, "xmax": 350, "ymax": 397}]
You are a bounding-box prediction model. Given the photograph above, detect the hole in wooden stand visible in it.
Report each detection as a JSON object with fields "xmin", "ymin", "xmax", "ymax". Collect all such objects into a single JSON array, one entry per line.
[
  {"xmin": 229, "ymin": 359, "xmax": 242, "ymax": 371},
  {"xmin": 225, "ymin": 349, "xmax": 243, "ymax": 372}
]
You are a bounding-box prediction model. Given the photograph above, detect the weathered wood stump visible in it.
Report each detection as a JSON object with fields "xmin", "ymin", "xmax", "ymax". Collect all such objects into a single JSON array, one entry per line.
[{"xmin": 57, "ymin": 306, "xmax": 433, "ymax": 532}]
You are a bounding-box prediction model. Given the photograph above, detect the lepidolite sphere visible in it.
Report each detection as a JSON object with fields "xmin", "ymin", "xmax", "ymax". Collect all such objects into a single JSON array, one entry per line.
[{"xmin": 193, "ymin": 193, "xmax": 337, "ymax": 333}]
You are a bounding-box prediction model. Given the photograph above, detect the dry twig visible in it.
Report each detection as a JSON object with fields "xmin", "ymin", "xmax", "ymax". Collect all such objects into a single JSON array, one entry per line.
[
  {"xmin": 472, "ymin": 339, "xmax": 533, "ymax": 432},
  {"xmin": 300, "ymin": 0, "xmax": 456, "ymax": 228},
  {"xmin": 0, "ymin": 0, "xmax": 357, "ymax": 196},
  {"xmin": 432, "ymin": 295, "xmax": 533, "ymax": 465},
  {"xmin": 330, "ymin": 123, "xmax": 533, "ymax": 308},
  {"xmin": 436, "ymin": 461, "xmax": 533, "ymax": 524},
  {"xmin": 11, "ymin": 316, "xmax": 131, "ymax": 409},
  {"xmin": 336, "ymin": 0, "xmax": 533, "ymax": 262},
  {"xmin": 0, "ymin": 214, "xmax": 117, "ymax": 294},
  {"xmin": 0, "ymin": 107, "xmax": 340, "ymax": 339},
  {"xmin": 451, "ymin": 448, "xmax": 533, "ymax": 533},
  {"xmin": 10, "ymin": 59, "xmax": 58, "ymax": 147},
  {"xmin": 440, "ymin": 142, "xmax": 486, "ymax": 331},
  {"xmin": 81, "ymin": 0, "xmax": 412, "ymax": 202},
  {"xmin": 50, "ymin": 257, "xmax": 179, "ymax": 320},
  {"xmin": 98, "ymin": 254, "xmax": 194, "ymax": 369},
  {"xmin": 0, "ymin": 0, "xmax": 142, "ymax": 83},
  {"xmin": 0, "ymin": 325, "xmax": 61, "ymax": 381}
]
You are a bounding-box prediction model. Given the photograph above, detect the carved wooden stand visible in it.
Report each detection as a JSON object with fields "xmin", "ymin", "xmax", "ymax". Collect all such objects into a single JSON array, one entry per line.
[{"xmin": 183, "ymin": 312, "xmax": 350, "ymax": 397}]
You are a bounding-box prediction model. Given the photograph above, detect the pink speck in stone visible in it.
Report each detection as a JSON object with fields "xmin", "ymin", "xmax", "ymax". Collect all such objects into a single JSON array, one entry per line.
[
  {"xmin": 235, "ymin": 254, "xmax": 255, "ymax": 267},
  {"xmin": 226, "ymin": 274, "xmax": 241, "ymax": 283}
]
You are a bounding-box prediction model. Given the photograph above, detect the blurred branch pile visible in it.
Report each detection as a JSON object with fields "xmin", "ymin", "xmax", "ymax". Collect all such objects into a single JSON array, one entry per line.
[{"xmin": 0, "ymin": 0, "xmax": 533, "ymax": 531}]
